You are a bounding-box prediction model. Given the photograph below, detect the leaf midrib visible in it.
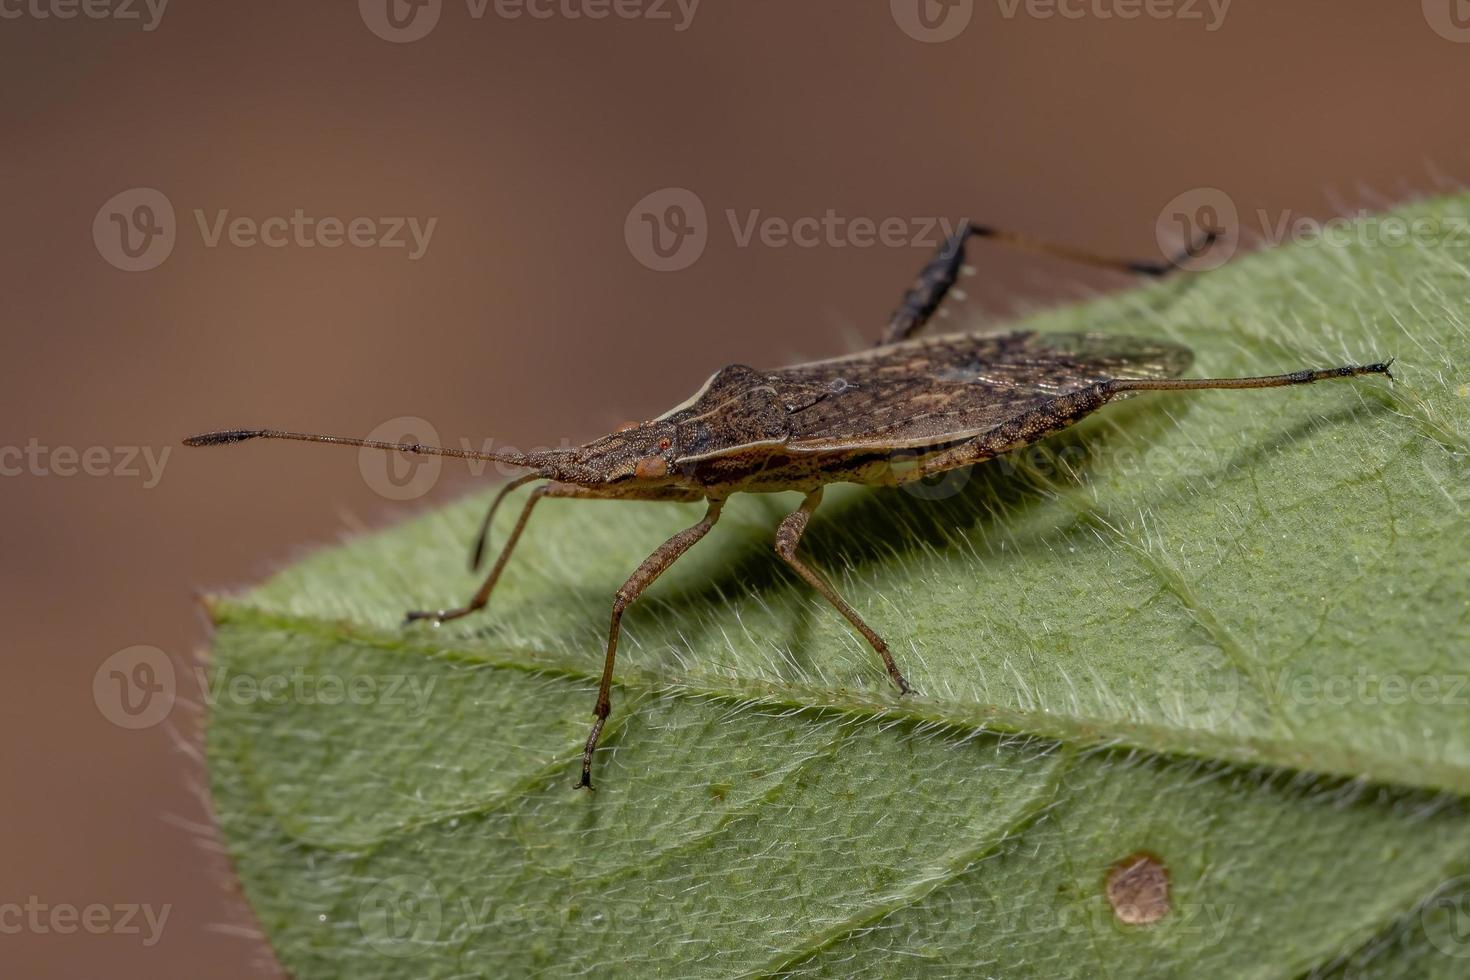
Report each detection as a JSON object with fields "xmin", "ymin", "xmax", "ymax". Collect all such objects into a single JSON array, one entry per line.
[{"xmin": 211, "ymin": 601, "xmax": 1470, "ymax": 834}]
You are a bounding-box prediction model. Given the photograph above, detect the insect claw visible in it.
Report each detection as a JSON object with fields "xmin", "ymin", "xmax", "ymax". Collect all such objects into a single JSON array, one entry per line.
[{"xmin": 402, "ymin": 609, "xmax": 445, "ymax": 626}]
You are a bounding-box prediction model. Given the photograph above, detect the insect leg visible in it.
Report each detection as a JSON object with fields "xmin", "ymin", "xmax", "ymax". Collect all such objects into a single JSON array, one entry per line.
[
  {"xmin": 580, "ymin": 498, "xmax": 723, "ymax": 789},
  {"xmin": 880, "ymin": 220, "xmax": 1220, "ymax": 346},
  {"xmin": 404, "ymin": 482, "xmax": 559, "ymax": 625},
  {"xmin": 468, "ymin": 472, "xmax": 541, "ymax": 571},
  {"xmin": 773, "ymin": 487, "xmax": 914, "ymax": 695},
  {"xmin": 409, "ymin": 483, "xmax": 709, "ymax": 626}
]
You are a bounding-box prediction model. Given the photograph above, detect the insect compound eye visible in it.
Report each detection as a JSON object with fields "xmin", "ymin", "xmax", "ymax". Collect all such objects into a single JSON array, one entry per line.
[{"xmin": 634, "ymin": 455, "xmax": 669, "ymax": 479}]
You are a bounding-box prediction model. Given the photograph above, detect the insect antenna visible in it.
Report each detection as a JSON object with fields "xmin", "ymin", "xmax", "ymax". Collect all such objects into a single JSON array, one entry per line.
[
  {"xmin": 182, "ymin": 428, "xmax": 546, "ymax": 469},
  {"xmin": 1108, "ymin": 360, "xmax": 1394, "ymax": 393}
]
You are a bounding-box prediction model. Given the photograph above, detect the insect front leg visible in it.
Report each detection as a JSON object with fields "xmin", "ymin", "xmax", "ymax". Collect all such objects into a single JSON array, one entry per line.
[
  {"xmin": 773, "ymin": 487, "xmax": 914, "ymax": 695},
  {"xmin": 580, "ymin": 497, "xmax": 724, "ymax": 790},
  {"xmin": 880, "ymin": 220, "xmax": 1220, "ymax": 346},
  {"xmin": 407, "ymin": 482, "xmax": 708, "ymax": 626},
  {"xmin": 404, "ymin": 482, "xmax": 560, "ymax": 625}
]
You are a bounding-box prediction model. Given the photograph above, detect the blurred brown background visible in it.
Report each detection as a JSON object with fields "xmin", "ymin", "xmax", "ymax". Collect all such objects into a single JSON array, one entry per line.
[{"xmin": 4, "ymin": 1, "xmax": 1470, "ymax": 975}]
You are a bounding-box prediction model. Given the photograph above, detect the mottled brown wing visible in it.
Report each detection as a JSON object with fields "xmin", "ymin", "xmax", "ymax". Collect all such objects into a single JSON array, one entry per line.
[{"xmin": 773, "ymin": 330, "xmax": 1193, "ymax": 452}]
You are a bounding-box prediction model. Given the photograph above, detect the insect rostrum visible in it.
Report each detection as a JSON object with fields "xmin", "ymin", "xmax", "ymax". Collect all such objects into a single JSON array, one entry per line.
[{"xmin": 185, "ymin": 222, "xmax": 1392, "ymax": 788}]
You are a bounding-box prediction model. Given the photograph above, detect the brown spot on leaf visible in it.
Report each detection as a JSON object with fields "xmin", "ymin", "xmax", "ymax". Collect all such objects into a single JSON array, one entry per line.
[{"xmin": 1106, "ymin": 852, "xmax": 1170, "ymax": 925}]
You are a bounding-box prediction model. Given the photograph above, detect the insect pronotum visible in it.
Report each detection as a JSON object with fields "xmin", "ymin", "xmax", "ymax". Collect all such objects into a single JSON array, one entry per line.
[{"xmin": 186, "ymin": 221, "xmax": 1393, "ymax": 788}]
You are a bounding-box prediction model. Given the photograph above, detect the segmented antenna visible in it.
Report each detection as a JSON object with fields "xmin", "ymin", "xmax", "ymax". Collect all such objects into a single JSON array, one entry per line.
[{"xmin": 182, "ymin": 428, "xmax": 541, "ymax": 467}]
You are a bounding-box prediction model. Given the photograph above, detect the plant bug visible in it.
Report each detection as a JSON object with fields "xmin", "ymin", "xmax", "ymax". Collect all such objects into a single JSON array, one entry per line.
[{"xmin": 185, "ymin": 221, "xmax": 1393, "ymax": 788}]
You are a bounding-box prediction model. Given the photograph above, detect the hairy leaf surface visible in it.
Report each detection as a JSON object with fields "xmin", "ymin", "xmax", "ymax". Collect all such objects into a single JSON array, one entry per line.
[{"xmin": 208, "ymin": 196, "xmax": 1470, "ymax": 977}]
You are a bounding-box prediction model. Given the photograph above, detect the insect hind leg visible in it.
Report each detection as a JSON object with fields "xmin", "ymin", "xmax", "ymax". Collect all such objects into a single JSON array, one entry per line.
[
  {"xmin": 879, "ymin": 220, "xmax": 1221, "ymax": 346},
  {"xmin": 773, "ymin": 488, "xmax": 914, "ymax": 695}
]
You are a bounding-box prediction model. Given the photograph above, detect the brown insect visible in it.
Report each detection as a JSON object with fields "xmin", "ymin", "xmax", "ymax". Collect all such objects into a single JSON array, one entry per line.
[{"xmin": 185, "ymin": 222, "xmax": 1392, "ymax": 788}]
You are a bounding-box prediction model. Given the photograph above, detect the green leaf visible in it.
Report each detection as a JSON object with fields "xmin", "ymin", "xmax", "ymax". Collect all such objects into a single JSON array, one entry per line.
[{"xmin": 208, "ymin": 195, "xmax": 1470, "ymax": 978}]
